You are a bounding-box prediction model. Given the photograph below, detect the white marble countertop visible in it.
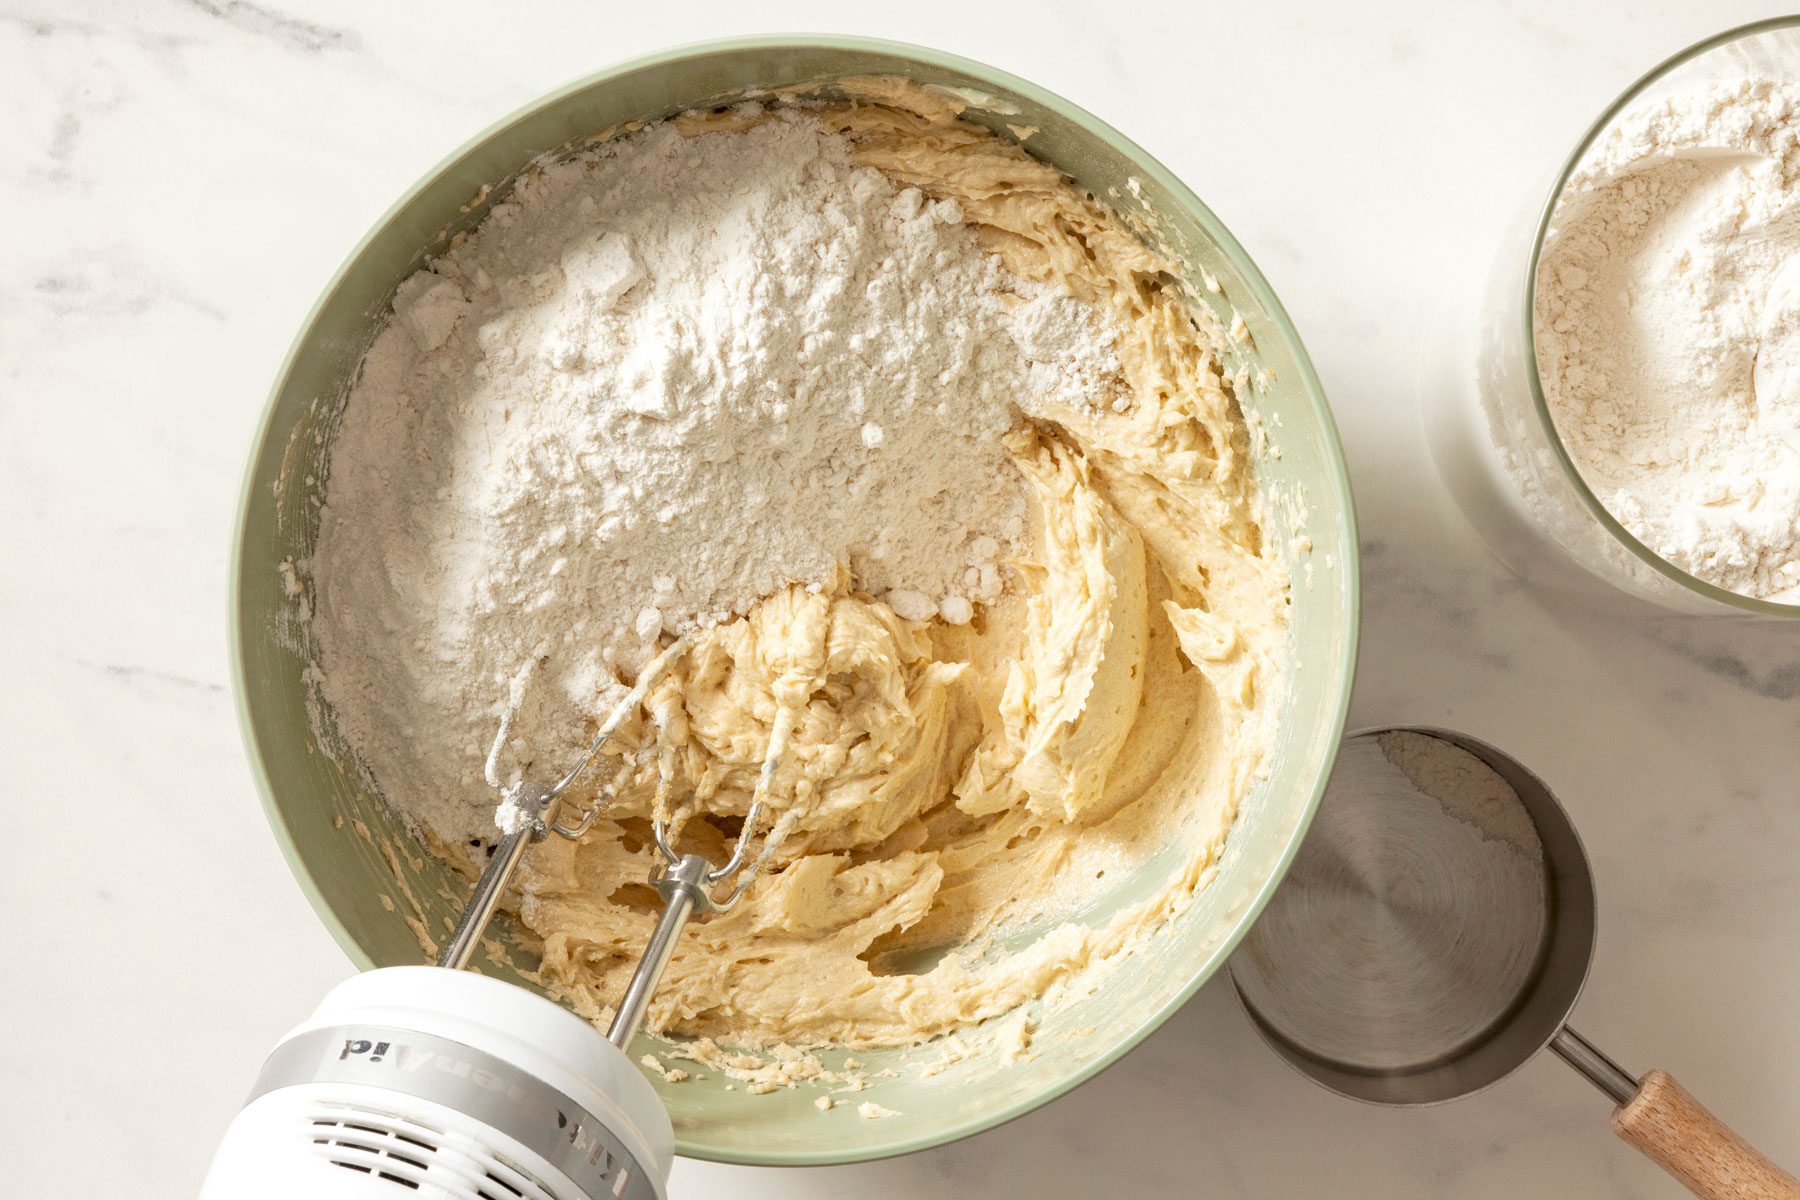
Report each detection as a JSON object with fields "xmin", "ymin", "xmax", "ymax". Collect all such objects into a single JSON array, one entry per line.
[{"xmin": 5, "ymin": 1, "xmax": 1797, "ymax": 1195}]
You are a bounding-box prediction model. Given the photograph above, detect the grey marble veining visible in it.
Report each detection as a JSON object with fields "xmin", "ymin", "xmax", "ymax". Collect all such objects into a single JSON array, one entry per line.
[
  {"xmin": 180, "ymin": 0, "xmax": 361, "ymax": 54},
  {"xmin": 3, "ymin": 2, "xmax": 1796, "ymax": 1197}
]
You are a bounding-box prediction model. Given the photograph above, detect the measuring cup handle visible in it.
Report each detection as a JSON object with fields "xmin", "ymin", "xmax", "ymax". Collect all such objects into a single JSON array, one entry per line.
[{"xmin": 1611, "ymin": 1069, "xmax": 1800, "ymax": 1200}]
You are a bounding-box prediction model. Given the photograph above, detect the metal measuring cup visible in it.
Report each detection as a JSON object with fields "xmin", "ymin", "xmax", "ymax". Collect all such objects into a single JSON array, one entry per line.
[{"xmin": 1230, "ymin": 727, "xmax": 1797, "ymax": 1199}]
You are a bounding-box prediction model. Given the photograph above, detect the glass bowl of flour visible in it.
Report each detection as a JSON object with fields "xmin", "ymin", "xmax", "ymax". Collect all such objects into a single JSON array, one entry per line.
[
  {"xmin": 1427, "ymin": 17, "xmax": 1800, "ymax": 616},
  {"xmin": 232, "ymin": 37, "xmax": 1359, "ymax": 1164}
]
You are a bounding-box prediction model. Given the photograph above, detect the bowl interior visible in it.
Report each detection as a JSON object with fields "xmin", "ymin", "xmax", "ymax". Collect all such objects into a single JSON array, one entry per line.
[{"xmin": 233, "ymin": 37, "xmax": 1358, "ymax": 1165}]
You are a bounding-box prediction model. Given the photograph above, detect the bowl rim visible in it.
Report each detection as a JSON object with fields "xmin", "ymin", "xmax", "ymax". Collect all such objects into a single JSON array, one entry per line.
[
  {"xmin": 1519, "ymin": 15, "xmax": 1800, "ymax": 617},
  {"xmin": 230, "ymin": 32, "xmax": 1360, "ymax": 1167}
]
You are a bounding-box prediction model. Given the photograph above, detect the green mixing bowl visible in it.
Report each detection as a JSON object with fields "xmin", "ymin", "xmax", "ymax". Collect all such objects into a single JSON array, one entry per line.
[{"xmin": 232, "ymin": 36, "xmax": 1358, "ymax": 1166}]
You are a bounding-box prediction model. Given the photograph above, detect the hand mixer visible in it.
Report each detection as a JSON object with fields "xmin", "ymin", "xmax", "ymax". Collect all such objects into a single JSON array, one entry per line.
[{"xmin": 201, "ymin": 637, "xmax": 800, "ymax": 1200}]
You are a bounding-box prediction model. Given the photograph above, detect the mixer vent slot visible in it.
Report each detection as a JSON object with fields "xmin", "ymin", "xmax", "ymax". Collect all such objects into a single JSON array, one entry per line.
[
  {"xmin": 476, "ymin": 1152, "xmax": 564, "ymax": 1200},
  {"xmin": 309, "ymin": 1106, "xmax": 438, "ymax": 1190},
  {"xmin": 478, "ymin": 1171, "xmax": 524, "ymax": 1198},
  {"xmin": 305, "ymin": 1103, "xmax": 566, "ymax": 1200}
]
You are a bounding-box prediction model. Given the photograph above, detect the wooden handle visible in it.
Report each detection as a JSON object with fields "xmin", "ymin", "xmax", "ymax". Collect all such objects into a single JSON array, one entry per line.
[{"xmin": 1612, "ymin": 1069, "xmax": 1800, "ymax": 1199}]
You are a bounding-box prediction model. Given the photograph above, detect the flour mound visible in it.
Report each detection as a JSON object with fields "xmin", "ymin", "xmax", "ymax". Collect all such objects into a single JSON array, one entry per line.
[
  {"xmin": 311, "ymin": 109, "xmax": 1120, "ymax": 837},
  {"xmin": 1536, "ymin": 78, "xmax": 1800, "ymax": 603}
]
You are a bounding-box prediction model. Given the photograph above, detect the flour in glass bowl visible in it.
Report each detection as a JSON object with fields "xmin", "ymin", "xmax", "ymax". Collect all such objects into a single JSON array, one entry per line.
[
  {"xmin": 1535, "ymin": 78, "xmax": 1800, "ymax": 603},
  {"xmin": 309, "ymin": 105, "xmax": 1123, "ymax": 839}
]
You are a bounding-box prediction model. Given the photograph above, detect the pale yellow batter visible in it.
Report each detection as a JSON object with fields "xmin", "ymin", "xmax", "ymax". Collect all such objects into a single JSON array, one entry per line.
[{"xmin": 486, "ymin": 83, "xmax": 1288, "ymax": 1049}]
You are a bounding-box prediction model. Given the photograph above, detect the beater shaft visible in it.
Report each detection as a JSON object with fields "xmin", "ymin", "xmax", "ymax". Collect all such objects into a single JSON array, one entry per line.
[
  {"xmin": 437, "ymin": 825, "xmax": 532, "ymax": 970},
  {"xmin": 607, "ymin": 854, "xmax": 712, "ymax": 1049},
  {"xmin": 437, "ymin": 782, "xmax": 558, "ymax": 970}
]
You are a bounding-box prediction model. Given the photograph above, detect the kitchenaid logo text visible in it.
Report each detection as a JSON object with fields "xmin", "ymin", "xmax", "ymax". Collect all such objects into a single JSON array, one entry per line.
[{"xmin": 338, "ymin": 1037, "xmax": 634, "ymax": 1196}]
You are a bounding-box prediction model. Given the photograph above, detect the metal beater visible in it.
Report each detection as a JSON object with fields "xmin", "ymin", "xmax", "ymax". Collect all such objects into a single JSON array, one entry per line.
[{"xmin": 436, "ymin": 634, "xmax": 799, "ymax": 1048}]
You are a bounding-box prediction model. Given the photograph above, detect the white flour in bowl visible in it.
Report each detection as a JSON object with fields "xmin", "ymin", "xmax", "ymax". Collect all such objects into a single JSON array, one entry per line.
[
  {"xmin": 1535, "ymin": 78, "xmax": 1800, "ymax": 603},
  {"xmin": 310, "ymin": 106, "xmax": 1122, "ymax": 838}
]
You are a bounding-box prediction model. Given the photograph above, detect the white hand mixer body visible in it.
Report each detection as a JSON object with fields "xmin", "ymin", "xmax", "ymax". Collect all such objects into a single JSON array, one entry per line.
[{"xmin": 200, "ymin": 967, "xmax": 671, "ymax": 1200}]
